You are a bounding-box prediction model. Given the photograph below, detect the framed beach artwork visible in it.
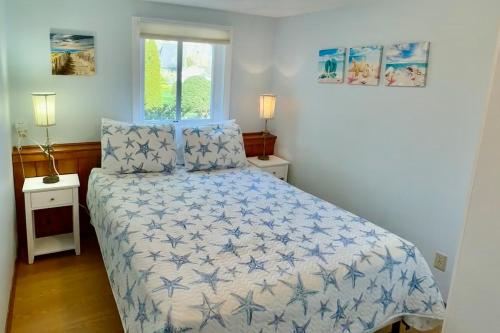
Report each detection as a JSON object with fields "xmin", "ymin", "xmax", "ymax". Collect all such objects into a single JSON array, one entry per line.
[
  {"xmin": 347, "ymin": 45, "xmax": 383, "ymax": 85},
  {"xmin": 50, "ymin": 30, "xmax": 95, "ymax": 76},
  {"xmin": 318, "ymin": 48, "xmax": 345, "ymax": 83},
  {"xmin": 385, "ymin": 41, "xmax": 430, "ymax": 87}
]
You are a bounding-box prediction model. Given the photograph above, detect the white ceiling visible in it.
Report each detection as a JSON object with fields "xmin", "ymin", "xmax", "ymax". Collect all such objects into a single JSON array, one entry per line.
[{"xmin": 145, "ymin": 0, "xmax": 351, "ymax": 18}]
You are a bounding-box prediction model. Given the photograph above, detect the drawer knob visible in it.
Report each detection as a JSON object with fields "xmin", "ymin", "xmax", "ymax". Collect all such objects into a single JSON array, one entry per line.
[{"xmin": 50, "ymin": 198, "xmax": 55, "ymax": 201}]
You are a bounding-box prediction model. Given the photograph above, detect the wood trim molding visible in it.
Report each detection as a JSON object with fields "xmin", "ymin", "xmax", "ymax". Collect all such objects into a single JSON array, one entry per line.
[
  {"xmin": 11, "ymin": 133, "xmax": 276, "ymax": 261},
  {"xmin": 5, "ymin": 265, "xmax": 17, "ymax": 333},
  {"xmin": 12, "ymin": 142, "xmax": 101, "ymax": 163}
]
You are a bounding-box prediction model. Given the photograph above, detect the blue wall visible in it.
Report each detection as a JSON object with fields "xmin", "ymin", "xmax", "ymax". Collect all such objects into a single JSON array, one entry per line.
[
  {"xmin": 5, "ymin": 0, "xmax": 500, "ymax": 304},
  {"xmin": 271, "ymin": 0, "xmax": 500, "ymax": 298},
  {"xmin": 0, "ymin": 0, "xmax": 16, "ymax": 328},
  {"xmin": 6, "ymin": 0, "xmax": 276, "ymax": 144}
]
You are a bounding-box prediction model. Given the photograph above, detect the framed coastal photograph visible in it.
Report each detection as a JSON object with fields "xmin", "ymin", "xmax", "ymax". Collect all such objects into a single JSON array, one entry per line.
[
  {"xmin": 50, "ymin": 30, "xmax": 95, "ymax": 76},
  {"xmin": 318, "ymin": 48, "xmax": 345, "ymax": 83},
  {"xmin": 385, "ymin": 41, "xmax": 430, "ymax": 87},
  {"xmin": 347, "ymin": 45, "xmax": 383, "ymax": 86}
]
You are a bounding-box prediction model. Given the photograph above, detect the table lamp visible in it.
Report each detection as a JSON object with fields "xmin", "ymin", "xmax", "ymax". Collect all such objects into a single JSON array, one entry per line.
[
  {"xmin": 32, "ymin": 92, "xmax": 59, "ymax": 184},
  {"xmin": 259, "ymin": 94, "xmax": 276, "ymax": 160}
]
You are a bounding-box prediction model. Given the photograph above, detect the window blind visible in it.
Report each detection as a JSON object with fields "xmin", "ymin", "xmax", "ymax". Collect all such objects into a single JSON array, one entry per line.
[{"xmin": 138, "ymin": 19, "xmax": 231, "ymax": 44}]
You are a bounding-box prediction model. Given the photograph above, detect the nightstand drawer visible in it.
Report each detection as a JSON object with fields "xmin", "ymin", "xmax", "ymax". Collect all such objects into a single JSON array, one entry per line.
[
  {"xmin": 262, "ymin": 166, "xmax": 287, "ymax": 180},
  {"xmin": 31, "ymin": 189, "xmax": 73, "ymax": 209}
]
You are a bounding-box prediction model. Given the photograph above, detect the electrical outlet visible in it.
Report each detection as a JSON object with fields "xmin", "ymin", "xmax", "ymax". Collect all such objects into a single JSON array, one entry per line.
[
  {"xmin": 15, "ymin": 122, "xmax": 28, "ymax": 138},
  {"xmin": 434, "ymin": 252, "xmax": 448, "ymax": 272}
]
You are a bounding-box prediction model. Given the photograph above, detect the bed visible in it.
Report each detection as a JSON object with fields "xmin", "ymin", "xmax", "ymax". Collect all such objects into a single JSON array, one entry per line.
[{"xmin": 87, "ymin": 166, "xmax": 445, "ymax": 333}]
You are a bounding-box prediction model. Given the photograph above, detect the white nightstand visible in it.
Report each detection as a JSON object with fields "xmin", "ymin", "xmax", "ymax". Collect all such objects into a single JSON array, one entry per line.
[
  {"xmin": 22, "ymin": 174, "xmax": 81, "ymax": 264},
  {"xmin": 247, "ymin": 155, "xmax": 290, "ymax": 181}
]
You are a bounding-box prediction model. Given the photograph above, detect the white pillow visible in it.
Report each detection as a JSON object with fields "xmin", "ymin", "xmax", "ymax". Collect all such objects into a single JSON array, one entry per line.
[
  {"xmin": 183, "ymin": 122, "xmax": 247, "ymax": 172},
  {"xmin": 100, "ymin": 118, "xmax": 177, "ymax": 174}
]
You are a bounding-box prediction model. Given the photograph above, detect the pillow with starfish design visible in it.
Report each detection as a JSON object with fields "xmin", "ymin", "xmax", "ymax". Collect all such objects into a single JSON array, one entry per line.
[
  {"xmin": 182, "ymin": 122, "xmax": 247, "ymax": 172},
  {"xmin": 101, "ymin": 118, "xmax": 177, "ymax": 174}
]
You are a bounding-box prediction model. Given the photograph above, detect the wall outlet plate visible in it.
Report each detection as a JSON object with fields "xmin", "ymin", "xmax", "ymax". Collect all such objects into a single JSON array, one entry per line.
[
  {"xmin": 434, "ymin": 252, "xmax": 448, "ymax": 272},
  {"xmin": 15, "ymin": 122, "xmax": 28, "ymax": 138}
]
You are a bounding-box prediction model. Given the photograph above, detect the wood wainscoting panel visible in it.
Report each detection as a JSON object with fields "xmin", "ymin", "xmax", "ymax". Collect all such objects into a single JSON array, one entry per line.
[
  {"xmin": 242, "ymin": 132, "xmax": 277, "ymax": 157},
  {"xmin": 11, "ymin": 134, "xmax": 275, "ymax": 261}
]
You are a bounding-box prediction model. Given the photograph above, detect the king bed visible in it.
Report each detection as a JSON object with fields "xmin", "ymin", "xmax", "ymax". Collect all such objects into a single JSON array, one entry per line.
[{"xmin": 87, "ymin": 165, "xmax": 445, "ymax": 333}]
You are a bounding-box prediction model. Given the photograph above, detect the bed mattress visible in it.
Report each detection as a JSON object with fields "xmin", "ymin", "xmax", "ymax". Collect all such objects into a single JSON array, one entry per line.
[{"xmin": 87, "ymin": 166, "xmax": 445, "ymax": 333}]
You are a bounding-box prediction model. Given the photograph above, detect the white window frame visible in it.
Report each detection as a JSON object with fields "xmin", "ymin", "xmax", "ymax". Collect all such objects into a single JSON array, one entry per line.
[{"xmin": 132, "ymin": 17, "xmax": 232, "ymax": 125}]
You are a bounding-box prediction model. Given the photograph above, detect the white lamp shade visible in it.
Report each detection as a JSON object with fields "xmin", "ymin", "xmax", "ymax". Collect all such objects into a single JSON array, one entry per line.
[
  {"xmin": 32, "ymin": 92, "xmax": 56, "ymax": 127},
  {"xmin": 259, "ymin": 94, "xmax": 276, "ymax": 120}
]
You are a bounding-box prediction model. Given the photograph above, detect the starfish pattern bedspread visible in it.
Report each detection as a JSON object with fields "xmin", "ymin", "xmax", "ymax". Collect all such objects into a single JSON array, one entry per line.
[{"xmin": 87, "ymin": 167, "xmax": 445, "ymax": 333}]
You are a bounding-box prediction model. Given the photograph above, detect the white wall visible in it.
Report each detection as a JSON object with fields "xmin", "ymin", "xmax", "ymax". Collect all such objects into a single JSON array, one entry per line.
[
  {"xmin": 0, "ymin": 0, "xmax": 17, "ymax": 329},
  {"xmin": 443, "ymin": 27, "xmax": 500, "ymax": 333},
  {"xmin": 6, "ymin": 0, "xmax": 275, "ymax": 144},
  {"xmin": 271, "ymin": 0, "xmax": 500, "ymax": 298}
]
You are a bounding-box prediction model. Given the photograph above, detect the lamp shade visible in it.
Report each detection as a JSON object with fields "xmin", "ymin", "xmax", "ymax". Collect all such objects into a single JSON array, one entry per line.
[
  {"xmin": 32, "ymin": 92, "xmax": 56, "ymax": 127},
  {"xmin": 259, "ymin": 94, "xmax": 276, "ymax": 120}
]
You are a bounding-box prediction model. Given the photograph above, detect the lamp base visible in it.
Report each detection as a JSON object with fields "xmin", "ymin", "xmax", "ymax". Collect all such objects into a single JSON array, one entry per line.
[
  {"xmin": 43, "ymin": 175, "xmax": 60, "ymax": 184},
  {"xmin": 258, "ymin": 155, "xmax": 270, "ymax": 161}
]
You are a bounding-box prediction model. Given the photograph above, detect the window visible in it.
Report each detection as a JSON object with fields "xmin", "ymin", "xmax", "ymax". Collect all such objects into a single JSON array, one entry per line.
[
  {"xmin": 133, "ymin": 18, "xmax": 231, "ymax": 124},
  {"xmin": 144, "ymin": 39, "xmax": 214, "ymax": 121}
]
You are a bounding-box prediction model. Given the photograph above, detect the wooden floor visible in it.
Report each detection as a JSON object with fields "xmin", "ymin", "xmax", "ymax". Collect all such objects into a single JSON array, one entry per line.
[
  {"xmin": 8, "ymin": 235, "xmax": 123, "ymax": 332},
  {"xmin": 7, "ymin": 234, "xmax": 441, "ymax": 333}
]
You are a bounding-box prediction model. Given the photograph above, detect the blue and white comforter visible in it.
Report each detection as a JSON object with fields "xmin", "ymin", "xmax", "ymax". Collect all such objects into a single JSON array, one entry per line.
[{"xmin": 87, "ymin": 167, "xmax": 445, "ymax": 333}]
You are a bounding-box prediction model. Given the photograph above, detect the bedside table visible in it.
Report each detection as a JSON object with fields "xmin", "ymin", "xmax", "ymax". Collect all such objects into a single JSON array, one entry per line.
[
  {"xmin": 247, "ymin": 155, "xmax": 290, "ymax": 181},
  {"xmin": 22, "ymin": 174, "xmax": 80, "ymax": 264}
]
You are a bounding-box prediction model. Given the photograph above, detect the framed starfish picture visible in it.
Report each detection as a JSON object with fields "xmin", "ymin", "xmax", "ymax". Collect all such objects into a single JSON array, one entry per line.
[
  {"xmin": 347, "ymin": 45, "xmax": 383, "ymax": 86},
  {"xmin": 318, "ymin": 48, "xmax": 346, "ymax": 83},
  {"xmin": 385, "ymin": 41, "xmax": 430, "ymax": 87}
]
